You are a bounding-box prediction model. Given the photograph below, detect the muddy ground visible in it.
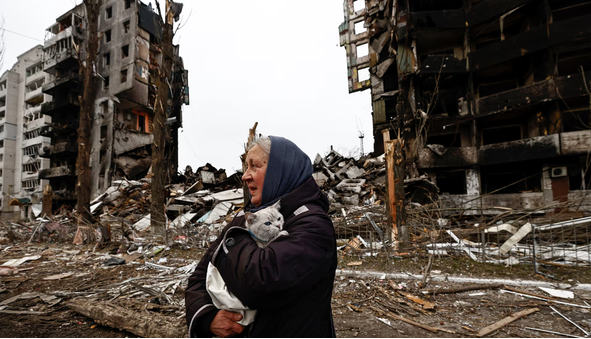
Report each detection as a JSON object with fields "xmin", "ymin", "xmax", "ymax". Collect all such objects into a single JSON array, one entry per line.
[{"xmin": 1, "ymin": 242, "xmax": 590, "ymax": 338}]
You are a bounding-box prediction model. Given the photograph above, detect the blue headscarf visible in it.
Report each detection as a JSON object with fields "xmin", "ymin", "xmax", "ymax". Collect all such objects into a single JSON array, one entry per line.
[{"xmin": 249, "ymin": 136, "xmax": 313, "ymax": 211}]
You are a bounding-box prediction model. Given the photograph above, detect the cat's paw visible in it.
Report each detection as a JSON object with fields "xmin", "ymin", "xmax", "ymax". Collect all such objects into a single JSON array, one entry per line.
[{"xmin": 278, "ymin": 230, "xmax": 289, "ymax": 236}]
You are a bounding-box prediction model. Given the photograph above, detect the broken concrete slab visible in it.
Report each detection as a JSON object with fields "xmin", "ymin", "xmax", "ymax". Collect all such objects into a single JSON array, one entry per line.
[
  {"xmin": 499, "ymin": 223, "xmax": 532, "ymax": 255},
  {"xmin": 133, "ymin": 214, "xmax": 151, "ymax": 232},
  {"xmin": 170, "ymin": 211, "xmax": 198, "ymax": 228},
  {"xmin": 1, "ymin": 255, "xmax": 41, "ymax": 267}
]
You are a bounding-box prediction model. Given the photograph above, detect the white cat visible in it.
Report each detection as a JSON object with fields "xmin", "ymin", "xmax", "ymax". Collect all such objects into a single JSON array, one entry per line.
[
  {"xmin": 244, "ymin": 200, "xmax": 288, "ymax": 248},
  {"xmin": 205, "ymin": 200, "xmax": 289, "ymax": 326}
]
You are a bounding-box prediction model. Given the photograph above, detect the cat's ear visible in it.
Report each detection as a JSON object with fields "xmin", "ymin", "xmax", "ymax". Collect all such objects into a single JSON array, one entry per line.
[
  {"xmin": 245, "ymin": 212, "xmax": 257, "ymax": 224},
  {"xmin": 272, "ymin": 200, "xmax": 281, "ymax": 211}
]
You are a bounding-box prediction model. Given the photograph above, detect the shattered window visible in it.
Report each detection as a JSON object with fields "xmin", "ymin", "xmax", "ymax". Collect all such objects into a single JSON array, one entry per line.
[
  {"xmin": 138, "ymin": 114, "xmax": 146, "ymax": 132},
  {"xmin": 123, "ymin": 20, "xmax": 131, "ymax": 34},
  {"xmin": 104, "ymin": 52, "xmax": 111, "ymax": 67}
]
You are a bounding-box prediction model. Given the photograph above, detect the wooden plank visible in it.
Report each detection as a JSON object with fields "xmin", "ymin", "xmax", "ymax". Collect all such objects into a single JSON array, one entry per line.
[
  {"xmin": 369, "ymin": 306, "xmax": 439, "ymax": 334},
  {"xmin": 476, "ymin": 308, "xmax": 539, "ymax": 337},
  {"xmin": 423, "ymin": 284, "xmax": 503, "ymax": 295},
  {"xmin": 396, "ymin": 291, "xmax": 435, "ymax": 310}
]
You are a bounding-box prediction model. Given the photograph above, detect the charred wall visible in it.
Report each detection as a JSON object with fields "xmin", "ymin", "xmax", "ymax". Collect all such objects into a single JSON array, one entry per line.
[{"xmin": 340, "ymin": 0, "xmax": 591, "ymax": 213}]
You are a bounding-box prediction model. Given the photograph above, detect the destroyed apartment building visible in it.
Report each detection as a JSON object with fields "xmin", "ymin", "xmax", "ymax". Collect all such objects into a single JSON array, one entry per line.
[
  {"xmin": 39, "ymin": 0, "xmax": 189, "ymax": 211},
  {"xmin": 0, "ymin": 46, "xmax": 52, "ymax": 219},
  {"xmin": 339, "ymin": 0, "xmax": 591, "ymax": 215}
]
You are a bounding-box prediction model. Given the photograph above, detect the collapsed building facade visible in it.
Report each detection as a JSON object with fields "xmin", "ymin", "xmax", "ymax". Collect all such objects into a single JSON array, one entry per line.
[
  {"xmin": 40, "ymin": 0, "xmax": 189, "ymax": 210},
  {"xmin": 340, "ymin": 0, "xmax": 591, "ymax": 215}
]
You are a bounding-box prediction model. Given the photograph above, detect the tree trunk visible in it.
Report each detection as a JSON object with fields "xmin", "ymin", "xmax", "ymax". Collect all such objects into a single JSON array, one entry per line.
[
  {"xmin": 150, "ymin": 15, "xmax": 174, "ymax": 233},
  {"xmin": 77, "ymin": 0, "xmax": 101, "ymax": 226},
  {"xmin": 67, "ymin": 300, "xmax": 187, "ymax": 338}
]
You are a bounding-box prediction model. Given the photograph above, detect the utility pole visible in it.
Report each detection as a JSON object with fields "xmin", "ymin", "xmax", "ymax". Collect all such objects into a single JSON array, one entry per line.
[
  {"xmin": 151, "ymin": 0, "xmax": 180, "ymax": 233},
  {"xmin": 77, "ymin": 0, "xmax": 102, "ymax": 226}
]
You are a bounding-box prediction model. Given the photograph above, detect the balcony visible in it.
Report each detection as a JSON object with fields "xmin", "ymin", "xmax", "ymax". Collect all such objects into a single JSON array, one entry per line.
[
  {"xmin": 39, "ymin": 165, "xmax": 75, "ymax": 179},
  {"xmin": 22, "ymin": 135, "xmax": 50, "ymax": 149},
  {"xmin": 21, "ymin": 170, "xmax": 39, "ymax": 181},
  {"xmin": 42, "ymin": 71, "xmax": 83, "ymax": 96},
  {"xmin": 43, "ymin": 26, "xmax": 83, "ymax": 74},
  {"xmin": 26, "ymin": 70, "xmax": 45, "ymax": 86},
  {"xmin": 25, "ymin": 87, "xmax": 43, "ymax": 104},
  {"xmin": 41, "ymin": 93, "xmax": 79, "ymax": 116},
  {"xmin": 39, "ymin": 141, "xmax": 78, "ymax": 158},
  {"xmin": 25, "ymin": 115, "xmax": 52, "ymax": 131}
]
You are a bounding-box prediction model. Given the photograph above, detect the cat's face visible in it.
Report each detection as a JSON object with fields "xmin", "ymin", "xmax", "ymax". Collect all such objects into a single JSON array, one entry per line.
[{"xmin": 245, "ymin": 200, "xmax": 284, "ymax": 230}]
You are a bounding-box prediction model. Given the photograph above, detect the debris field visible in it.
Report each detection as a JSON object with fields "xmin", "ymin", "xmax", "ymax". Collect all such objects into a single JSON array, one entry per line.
[{"xmin": 1, "ymin": 150, "xmax": 591, "ymax": 337}]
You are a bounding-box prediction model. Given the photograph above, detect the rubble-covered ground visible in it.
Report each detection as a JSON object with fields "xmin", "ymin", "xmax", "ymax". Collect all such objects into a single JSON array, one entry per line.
[
  {"xmin": 2, "ymin": 151, "xmax": 591, "ymax": 337},
  {"xmin": 0, "ymin": 241, "xmax": 590, "ymax": 338}
]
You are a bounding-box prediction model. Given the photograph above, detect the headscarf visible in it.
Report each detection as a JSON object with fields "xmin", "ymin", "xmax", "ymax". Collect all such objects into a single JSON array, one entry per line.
[{"xmin": 249, "ymin": 136, "xmax": 313, "ymax": 212}]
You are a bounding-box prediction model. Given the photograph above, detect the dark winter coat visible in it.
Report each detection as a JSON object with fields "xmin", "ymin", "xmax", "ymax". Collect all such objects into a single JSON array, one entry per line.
[{"xmin": 185, "ymin": 177, "xmax": 337, "ymax": 337}]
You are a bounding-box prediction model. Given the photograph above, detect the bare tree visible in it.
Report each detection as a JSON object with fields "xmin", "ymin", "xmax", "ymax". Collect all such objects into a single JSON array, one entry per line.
[
  {"xmin": 151, "ymin": 0, "xmax": 182, "ymax": 233},
  {"xmin": 0, "ymin": 16, "xmax": 5, "ymax": 70},
  {"xmin": 76, "ymin": 0, "xmax": 102, "ymax": 226}
]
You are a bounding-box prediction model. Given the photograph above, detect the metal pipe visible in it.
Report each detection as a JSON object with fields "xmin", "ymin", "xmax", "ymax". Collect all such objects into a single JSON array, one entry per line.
[
  {"xmin": 525, "ymin": 327, "xmax": 584, "ymax": 338},
  {"xmin": 550, "ymin": 306, "xmax": 590, "ymax": 336},
  {"xmin": 500, "ymin": 290, "xmax": 591, "ymax": 309}
]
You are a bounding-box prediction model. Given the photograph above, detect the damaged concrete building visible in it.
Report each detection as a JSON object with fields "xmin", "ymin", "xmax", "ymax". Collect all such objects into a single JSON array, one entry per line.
[
  {"xmin": 340, "ymin": 0, "xmax": 591, "ymax": 214},
  {"xmin": 0, "ymin": 45, "xmax": 52, "ymax": 219},
  {"xmin": 40, "ymin": 0, "xmax": 189, "ymax": 209}
]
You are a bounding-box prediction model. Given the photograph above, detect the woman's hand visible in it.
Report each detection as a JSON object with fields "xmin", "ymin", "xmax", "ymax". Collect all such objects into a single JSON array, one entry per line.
[{"xmin": 209, "ymin": 310, "xmax": 245, "ymax": 337}]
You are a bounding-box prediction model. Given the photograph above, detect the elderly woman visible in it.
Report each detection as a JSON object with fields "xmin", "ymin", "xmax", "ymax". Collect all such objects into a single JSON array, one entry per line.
[{"xmin": 185, "ymin": 136, "xmax": 337, "ymax": 337}]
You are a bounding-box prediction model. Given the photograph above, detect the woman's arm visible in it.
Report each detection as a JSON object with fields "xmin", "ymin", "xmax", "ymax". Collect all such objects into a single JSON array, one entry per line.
[{"xmin": 217, "ymin": 209, "xmax": 337, "ymax": 310}]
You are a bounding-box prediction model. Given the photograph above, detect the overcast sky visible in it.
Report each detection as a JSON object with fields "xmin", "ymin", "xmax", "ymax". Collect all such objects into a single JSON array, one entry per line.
[{"xmin": 0, "ymin": 0, "xmax": 372, "ymax": 175}]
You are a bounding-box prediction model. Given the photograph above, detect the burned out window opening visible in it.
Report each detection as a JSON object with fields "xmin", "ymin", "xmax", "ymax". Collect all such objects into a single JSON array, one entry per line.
[
  {"xmin": 106, "ymin": 6, "xmax": 113, "ymax": 19},
  {"xmin": 551, "ymin": 1, "xmax": 591, "ymax": 22},
  {"xmin": 0, "ymin": 125, "xmax": 4, "ymax": 133},
  {"xmin": 23, "ymin": 161, "xmax": 40, "ymax": 174},
  {"xmin": 25, "ymin": 78, "xmax": 45, "ymax": 93},
  {"xmin": 24, "ymin": 145, "xmax": 41, "ymax": 156},
  {"xmin": 125, "ymin": 0, "xmax": 131, "ymax": 9},
  {"xmin": 120, "ymin": 69, "xmax": 128, "ymax": 83},
  {"xmin": 122, "ymin": 44, "xmax": 129, "ymax": 58},
  {"xmin": 559, "ymin": 96, "xmax": 591, "ymax": 132},
  {"xmin": 568, "ymin": 164, "xmax": 591, "ymax": 190},
  {"xmin": 0, "ymin": 140, "xmax": 4, "ymax": 148},
  {"xmin": 26, "ymin": 63, "xmax": 43, "ymax": 78},
  {"xmin": 22, "ymin": 179, "xmax": 40, "ymax": 190},
  {"xmin": 0, "ymin": 81, "xmax": 6, "ymax": 91},
  {"xmin": 482, "ymin": 125, "xmax": 523, "ymax": 145},
  {"xmin": 105, "ymin": 29, "xmax": 112, "ymax": 43},
  {"xmin": 435, "ymin": 170, "xmax": 467, "ymax": 195},
  {"xmin": 104, "ymin": 76, "xmax": 110, "ymax": 89},
  {"xmin": 123, "ymin": 20, "xmax": 131, "ymax": 34},
  {"xmin": 104, "ymin": 52, "xmax": 110, "ymax": 67},
  {"xmin": 0, "ymin": 169, "xmax": 3, "ymax": 177},
  {"xmin": 481, "ymin": 164, "xmax": 542, "ymax": 194},
  {"xmin": 0, "ymin": 154, "xmax": 3, "ymax": 162},
  {"xmin": 23, "ymin": 128, "xmax": 42, "ymax": 140}
]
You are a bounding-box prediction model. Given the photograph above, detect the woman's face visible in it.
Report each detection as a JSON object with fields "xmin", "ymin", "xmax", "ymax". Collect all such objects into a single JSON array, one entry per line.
[{"xmin": 242, "ymin": 144, "xmax": 268, "ymax": 206}]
